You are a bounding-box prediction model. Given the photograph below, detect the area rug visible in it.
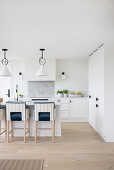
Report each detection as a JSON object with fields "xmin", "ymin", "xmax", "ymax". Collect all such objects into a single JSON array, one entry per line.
[{"xmin": 0, "ymin": 159, "xmax": 44, "ymax": 170}]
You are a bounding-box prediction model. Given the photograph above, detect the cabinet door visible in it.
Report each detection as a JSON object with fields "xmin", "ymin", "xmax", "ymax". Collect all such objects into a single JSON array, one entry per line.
[
  {"xmin": 70, "ymin": 98, "xmax": 88, "ymax": 119},
  {"xmin": 89, "ymin": 54, "xmax": 97, "ymax": 126},
  {"xmin": 89, "ymin": 54, "xmax": 94, "ymax": 98},
  {"xmin": 89, "ymin": 98, "xmax": 95, "ymax": 124},
  {"xmin": 97, "ymin": 103, "xmax": 104, "ymax": 134},
  {"xmin": 61, "ymin": 111, "xmax": 69, "ymax": 119},
  {"xmin": 94, "ymin": 47, "xmax": 104, "ymax": 104}
]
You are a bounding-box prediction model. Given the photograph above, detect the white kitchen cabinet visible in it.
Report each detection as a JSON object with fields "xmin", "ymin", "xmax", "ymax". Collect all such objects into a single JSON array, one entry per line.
[
  {"xmin": 70, "ymin": 98, "xmax": 88, "ymax": 120},
  {"xmin": 25, "ymin": 57, "xmax": 56, "ymax": 81},
  {"xmin": 60, "ymin": 97, "xmax": 88, "ymax": 121},
  {"xmin": 89, "ymin": 46, "xmax": 104, "ymax": 138},
  {"xmin": 96, "ymin": 103, "xmax": 104, "ymax": 134},
  {"xmin": 60, "ymin": 98, "xmax": 70, "ymax": 120},
  {"xmin": 89, "ymin": 98, "xmax": 96, "ymax": 126},
  {"xmin": 94, "ymin": 48, "xmax": 104, "ymax": 104},
  {"xmin": 61, "ymin": 111, "xmax": 69, "ymax": 119},
  {"xmin": 88, "ymin": 54, "xmax": 94, "ymax": 99}
]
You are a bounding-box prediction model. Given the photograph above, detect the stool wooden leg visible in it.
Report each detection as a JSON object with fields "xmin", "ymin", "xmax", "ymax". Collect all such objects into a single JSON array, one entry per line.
[
  {"xmin": 28, "ymin": 118, "xmax": 30, "ymax": 137},
  {"xmin": 7, "ymin": 120, "xmax": 9, "ymax": 143},
  {"xmin": 35, "ymin": 120, "xmax": 37, "ymax": 143},
  {"xmin": 24, "ymin": 120, "xmax": 26, "ymax": 143},
  {"xmin": 52, "ymin": 120, "xmax": 55, "ymax": 143},
  {"xmin": 5, "ymin": 119, "xmax": 7, "ymax": 137},
  {"xmin": 11, "ymin": 121, "xmax": 13, "ymax": 137}
]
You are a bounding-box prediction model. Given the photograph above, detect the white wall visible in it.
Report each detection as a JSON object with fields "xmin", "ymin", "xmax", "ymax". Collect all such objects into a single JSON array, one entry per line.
[
  {"xmin": 11, "ymin": 61, "xmax": 27, "ymax": 97},
  {"xmin": 103, "ymin": 0, "xmax": 114, "ymax": 142},
  {"xmin": 55, "ymin": 59, "xmax": 88, "ymax": 95},
  {"xmin": 104, "ymin": 43, "xmax": 114, "ymax": 142},
  {"xmin": 0, "ymin": 61, "xmax": 27, "ymax": 99}
]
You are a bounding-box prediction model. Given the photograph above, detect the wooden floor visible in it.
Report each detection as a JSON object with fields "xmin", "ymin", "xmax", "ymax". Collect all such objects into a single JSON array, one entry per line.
[{"xmin": 0, "ymin": 122, "xmax": 114, "ymax": 170}]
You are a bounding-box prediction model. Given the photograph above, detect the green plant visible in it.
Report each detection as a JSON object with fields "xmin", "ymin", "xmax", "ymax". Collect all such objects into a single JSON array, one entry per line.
[
  {"xmin": 57, "ymin": 90, "xmax": 63, "ymax": 94},
  {"xmin": 18, "ymin": 94, "xmax": 23, "ymax": 97},
  {"xmin": 63, "ymin": 89, "xmax": 68, "ymax": 94}
]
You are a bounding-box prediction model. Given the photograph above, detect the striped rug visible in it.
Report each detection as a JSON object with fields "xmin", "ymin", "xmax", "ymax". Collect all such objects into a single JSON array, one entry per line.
[{"xmin": 0, "ymin": 160, "xmax": 44, "ymax": 170}]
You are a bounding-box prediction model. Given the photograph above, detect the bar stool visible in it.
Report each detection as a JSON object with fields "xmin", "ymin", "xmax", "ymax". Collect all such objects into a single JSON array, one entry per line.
[
  {"xmin": 0, "ymin": 105, "xmax": 7, "ymax": 137},
  {"xmin": 6, "ymin": 101, "xmax": 30, "ymax": 143},
  {"xmin": 34, "ymin": 102, "xmax": 55, "ymax": 143}
]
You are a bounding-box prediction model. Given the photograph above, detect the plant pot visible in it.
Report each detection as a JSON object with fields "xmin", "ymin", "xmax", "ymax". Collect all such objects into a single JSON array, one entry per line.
[
  {"xmin": 18, "ymin": 96, "xmax": 23, "ymax": 98},
  {"xmin": 58, "ymin": 93, "xmax": 63, "ymax": 97},
  {"xmin": 64, "ymin": 93, "xmax": 68, "ymax": 97}
]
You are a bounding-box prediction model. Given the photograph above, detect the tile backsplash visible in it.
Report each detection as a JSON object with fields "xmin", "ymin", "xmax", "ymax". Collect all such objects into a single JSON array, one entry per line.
[{"xmin": 27, "ymin": 81, "xmax": 55, "ymax": 98}]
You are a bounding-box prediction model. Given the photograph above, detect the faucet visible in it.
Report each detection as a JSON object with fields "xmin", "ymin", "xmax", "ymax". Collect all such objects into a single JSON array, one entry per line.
[{"xmin": 16, "ymin": 84, "xmax": 18, "ymax": 101}]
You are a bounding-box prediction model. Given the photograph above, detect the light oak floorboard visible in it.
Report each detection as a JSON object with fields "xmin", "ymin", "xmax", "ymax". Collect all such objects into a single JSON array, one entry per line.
[{"xmin": 0, "ymin": 123, "xmax": 114, "ymax": 170}]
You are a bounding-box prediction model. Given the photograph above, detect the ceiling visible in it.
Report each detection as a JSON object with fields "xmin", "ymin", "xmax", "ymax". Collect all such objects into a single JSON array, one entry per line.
[{"xmin": 0, "ymin": 0, "xmax": 113, "ymax": 60}]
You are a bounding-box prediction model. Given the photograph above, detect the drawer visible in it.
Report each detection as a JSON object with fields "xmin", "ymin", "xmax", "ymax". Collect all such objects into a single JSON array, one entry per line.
[
  {"xmin": 61, "ymin": 104, "xmax": 69, "ymax": 111},
  {"xmin": 61, "ymin": 111, "xmax": 69, "ymax": 119},
  {"xmin": 61, "ymin": 99, "xmax": 70, "ymax": 104}
]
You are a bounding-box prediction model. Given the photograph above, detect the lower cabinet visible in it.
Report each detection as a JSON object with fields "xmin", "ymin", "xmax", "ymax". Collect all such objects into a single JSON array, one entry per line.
[
  {"xmin": 89, "ymin": 98, "xmax": 104, "ymax": 135},
  {"xmin": 60, "ymin": 99, "xmax": 70, "ymax": 120},
  {"xmin": 89, "ymin": 98, "xmax": 96, "ymax": 126},
  {"xmin": 96, "ymin": 103, "xmax": 104, "ymax": 134},
  {"xmin": 61, "ymin": 111, "xmax": 69, "ymax": 119},
  {"xmin": 60, "ymin": 97, "xmax": 89, "ymax": 122},
  {"xmin": 70, "ymin": 98, "xmax": 88, "ymax": 120}
]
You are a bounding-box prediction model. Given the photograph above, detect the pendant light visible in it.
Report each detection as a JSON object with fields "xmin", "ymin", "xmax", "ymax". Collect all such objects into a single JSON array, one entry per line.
[
  {"xmin": 0, "ymin": 49, "xmax": 11, "ymax": 76},
  {"xmin": 36, "ymin": 49, "xmax": 48, "ymax": 76}
]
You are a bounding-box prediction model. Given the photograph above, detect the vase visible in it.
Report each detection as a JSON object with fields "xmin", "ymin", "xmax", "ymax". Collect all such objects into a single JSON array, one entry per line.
[
  {"xmin": 58, "ymin": 93, "xmax": 63, "ymax": 97},
  {"xmin": 64, "ymin": 93, "xmax": 68, "ymax": 97}
]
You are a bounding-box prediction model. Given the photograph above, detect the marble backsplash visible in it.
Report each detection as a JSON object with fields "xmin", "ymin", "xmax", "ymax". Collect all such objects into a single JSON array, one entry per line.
[{"xmin": 27, "ymin": 81, "xmax": 55, "ymax": 98}]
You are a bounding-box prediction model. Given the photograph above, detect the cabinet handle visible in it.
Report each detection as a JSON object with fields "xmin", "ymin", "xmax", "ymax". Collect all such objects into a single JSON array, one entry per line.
[
  {"xmin": 96, "ymin": 104, "xmax": 99, "ymax": 108},
  {"xmin": 89, "ymin": 95, "xmax": 91, "ymax": 98},
  {"xmin": 70, "ymin": 100, "xmax": 71, "ymax": 103},
  {"xmin": 96, "ymin": 98, "xmax": 99, "ymax": 101}
]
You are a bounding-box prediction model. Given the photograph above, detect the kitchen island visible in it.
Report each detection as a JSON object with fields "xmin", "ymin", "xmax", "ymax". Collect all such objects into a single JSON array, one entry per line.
[{"xmin": 0, "ymin": 100, "xmax": 61, "ymax": 137}]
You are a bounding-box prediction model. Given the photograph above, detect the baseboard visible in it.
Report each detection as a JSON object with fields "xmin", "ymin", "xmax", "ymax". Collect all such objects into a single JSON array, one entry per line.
[{"xmin": 88, "ymin": 121, "xmax": 106, "ymax": 141}]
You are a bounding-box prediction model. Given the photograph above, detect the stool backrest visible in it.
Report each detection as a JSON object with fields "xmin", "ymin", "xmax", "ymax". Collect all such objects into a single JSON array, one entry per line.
[
  {"xmin": 6, "ymin": 102, "xmax": 26, "ymax": 121},
  {"xmin": 34, "ymin": 102, "xmax": 55, "ymax": 121}
]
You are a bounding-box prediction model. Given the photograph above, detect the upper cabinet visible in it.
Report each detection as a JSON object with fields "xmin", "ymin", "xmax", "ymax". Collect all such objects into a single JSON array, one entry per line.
[
  {"xmin": 94, "ymin": 48, "xmax": 104, "ymax": 104},
  {"xmin": 25, "ymin": 57, "xmax": 56, "ymax": 81},
  {"xmin": 89, "ymin": 46, "xmax": 104, "ymax": 104}
]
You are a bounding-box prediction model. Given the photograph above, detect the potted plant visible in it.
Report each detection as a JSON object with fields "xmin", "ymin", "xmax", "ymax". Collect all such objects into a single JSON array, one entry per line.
[
  {"xmin": 57, "ymin": 90, "xmax": 63, "ymax": 97},
  {"xmin": 18, "ymin": 94, "xmax": 23, "ymax": 98},
  {"xmin": 63, "ymin": 89, "xmax": 68, "ymax": 97}
]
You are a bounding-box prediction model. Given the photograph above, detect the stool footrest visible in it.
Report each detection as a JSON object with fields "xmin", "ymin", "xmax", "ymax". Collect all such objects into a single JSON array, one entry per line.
[
  {"xmin": 25, "ymin": 130, "xmax": 29, "ymax": 135},
  {"xmin": 9, "ymin": 130, "xmax": 12, "ymax": 135},
  {"xmin": 37, "ymin": 128, "xmax": 52, "ymax": 130},
  {"xmin": 0, "ymin": 130, "xmax": 6, "ymax": 135},
  {"xmin": 13, "ymin": 128, "xmax": 29, "ymax": 130}
]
